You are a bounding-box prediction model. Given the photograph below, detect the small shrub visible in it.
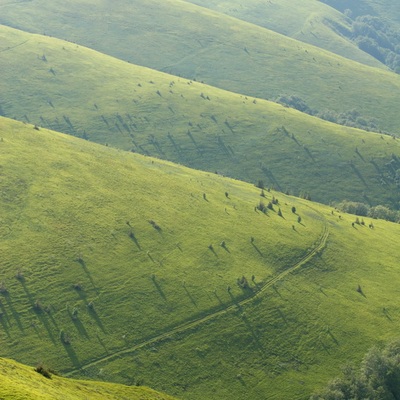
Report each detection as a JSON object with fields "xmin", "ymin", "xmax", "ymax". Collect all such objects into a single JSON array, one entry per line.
[
  {"xmin": 0, "ymin": 282, "xmax": 8, "ymax": 295},
  {"xmin": 73, "ymin": 283, "xmax": 82, "ymax": 291},
  {"xmin": 71, "ymin": 308, "xmax": 78, "ymax": 320},
  {"xmin": 237, "ymin": 276, "xmax": 249, "ymax": 289},
  {"xmin": 15, "ymin": 271, "xmax": 24, "ymax": 281},
  {"xmin": 33, "ymin": 300, "xmax": 42, "ymax": 312},
  {"xmin": 35, "ymin": 363, "xmax": 52, "ymax": 379},
  {"xmin": 60, "ymin": 330, "xmax": 71, "ymax": 345},
  {"xmin": 256, "ymin": 180, "xmax": 265, "ymax": 189},
  {"xmin": 257, "ymin": 201, "xmax": 267, "ymax": 213}
]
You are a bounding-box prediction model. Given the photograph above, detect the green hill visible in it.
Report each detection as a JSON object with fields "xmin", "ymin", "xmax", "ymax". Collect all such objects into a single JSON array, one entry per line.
[
  {"xmin": 1, "ymin": 116, "xmax": 400, "ymax": 399},
  {"xmin": 321, "ymin": 0, "xmax": 400, "ymax": 24},
  {"xmin": 1, "ymin": 25, "xmax": 400, "ymax": 210},
  {"xmin": 1, "ymin": 1, "xmax": 400, "ymax": 134},
  {"xmin": 184, "ymin": 0, "xmax": 385, "ymax": 68},
  {"xmin": 0, "ymin": 357, "xmax": 176, "ymax": 400}
]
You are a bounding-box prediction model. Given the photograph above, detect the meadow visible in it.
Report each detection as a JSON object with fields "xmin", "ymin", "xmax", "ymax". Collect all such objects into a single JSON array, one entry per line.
[
  {"xmin": 1, "ymin": 1, "xmax": 400, "ymax": 134},
  {"xmin": 184, "ymin": 0, "xmax": 384, "ymax": 68},
  {"xmin": 1, "ymin": 117, "xmax": 399, "ymax": 399},
  {"xmin": 1, "ymin": 25, "xmax": 400, "ymax": 210}
]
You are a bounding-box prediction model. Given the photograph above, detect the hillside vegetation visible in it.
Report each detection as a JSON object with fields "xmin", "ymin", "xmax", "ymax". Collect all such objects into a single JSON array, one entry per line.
[
  {"xmin": 321, "ymin": 0, "xmax": 400, "ymax": 25},
  {"xmin": 0, "ymin": 357, "xmax": 176, "ymax": 400},
  {"xmin": 1, "ymin": 1, "xmax": 400, "ymax": 134},
  {"xmin": 1, "ymin": 117, "xmax": 400, "ymax": 399},
  {"xmin": 1, "ymin": 25, "xmax": 400, "ymax": 210},
  {"xmin": 184, "ymin": 0, "xmax": 385, "ymax": 68}
]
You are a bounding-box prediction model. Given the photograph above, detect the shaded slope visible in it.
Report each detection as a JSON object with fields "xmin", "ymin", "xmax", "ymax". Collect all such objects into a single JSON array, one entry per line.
[
  {"xmin": 0, "ymin": 358, "xmax": 176, "ymax": 400},
  {"xmin": 1, "ymin": 25, "xmax": 400, "ymax": 209},
  {"xmin": 184, "ymin": 0, "xmax": 385, "ymax": 68},
  {"xmin": 321, "ymin": 0, "xmax": 400, "ymax": 25},
  {"xmin": 0, "ymin": 1, "xmax": 400, "ymax": 133}
]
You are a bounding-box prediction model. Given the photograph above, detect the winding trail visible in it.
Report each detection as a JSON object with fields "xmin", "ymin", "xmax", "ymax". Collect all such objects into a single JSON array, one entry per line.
[{"xmin": 65, "ymin": 218, "xmax": 329, "ymax": 377}]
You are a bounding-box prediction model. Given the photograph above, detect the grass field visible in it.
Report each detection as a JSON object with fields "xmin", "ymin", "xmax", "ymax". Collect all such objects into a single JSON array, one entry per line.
[
  {"xmin": 1, "ymin": 25, "xmax": 400, "ymax": 211},
  {"xmin": 0, "ymin": 357, "xmax": 176, "ymax": 400},
  {"xmin": 1, "ymin": 116, "xmax": 400, "ymax": 399},
  {"xmin": 0, "ymin": 0, "xmax": 399, "ymax": 135}
]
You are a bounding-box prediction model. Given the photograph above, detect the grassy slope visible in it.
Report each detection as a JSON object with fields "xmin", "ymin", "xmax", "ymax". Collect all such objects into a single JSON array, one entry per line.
[
  {"xmin": 0, "ymin": 116, "xmax": 323, "ymax": 390},
  {"xmin": 1, "ymin": 117, "xmax": 400, "ymax": 400},
  {"xmin": 1, "ymin": 25, "xmax": 400, "ymax": 210},
  {"xmin": 0, "ymin": 1, "xmax": 400, "ymax": 133},
  {"xmin": 0, "ymin": 358, "xmax": 176, "ymax": 400},
  {"xmin": 184, "ymin": 0, "xmax": 385, "ymax": 68}
]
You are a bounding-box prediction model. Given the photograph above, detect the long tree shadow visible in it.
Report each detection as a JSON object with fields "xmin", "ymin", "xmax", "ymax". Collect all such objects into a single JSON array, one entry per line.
[
  {"xmin": 183, "ymin": 286, "xmax": 197, "ymax": 307},
  {"xmin": 350, "ymin": 163, "xmax": 368, "ymax": 187},
  {"xmin": 213, "ymin": 290, "xmax": 224, "ymax": 306},
  {"xmin": 151, "ymin": 277, "xmax": 167, "ymax": 301},
  {"xmin": 20, "ymin": 280, "xmax": 57, "ymax": 340},
  {"xmin": 327, "ymin": 328, "xmax": 339, "ymax": 345},
  {"xmin": 62, "ymin": 342, "xmax": 81, "ymax": 369},
  {"xmin": 3, "ymin": 293, "xmax": 24, "ymax": 332},
  {"xmin": 87, "ymin": 304, "xmax": 106, "ymax": 333},
  {"xmin": 0, "ymin": 299, "xmax": 10, "ymax": 325},
  {"xmin": 76, "ymin": 258, "xmax": 98, "ymax": 294},
  {"xmin": 0, "ymin": 313, "xmax": 10, "ymax": 337},
  {"xmin": 34, "ymin": 310, "xmax": 57, "ymax": 345},
  {"xmin": 208, "ymin": 245, "xmax": 218, "ymax": 257},
  {"xmin": 46, "ymin": 307, "xmax": 59, "ymax": 330},
  {"xmin": 96, "ymin": 333, "xmax": 109, "ymax": 354},
  {"xmin": 71, "ymin": 316, "xmax": 89, "ymax": 339},
  {"xmin": 251, "ymin": 242, "xmax": 263, "ymax": 256},
  {"xmin": 129, "ymin": 231, "xmax": 141, "ymax": 250}
]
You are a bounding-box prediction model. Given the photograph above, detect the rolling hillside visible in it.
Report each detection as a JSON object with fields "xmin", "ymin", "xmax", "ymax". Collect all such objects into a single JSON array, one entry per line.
[
  {"xmin": 0, "ymin": 357, "xmax": 176, "ymax": 400},
  {"xmin": 1, "ymin": 25, "xmax": 400, "ymax": 210},
  {"xmin": 184, "ymin": 0, "xmax": 385, "ymax": 68},
  {"xmin": 1, "ymin": 1, "xmax": 400, "ymax": 134},
  {"xmin": 321, "ymin": 0, "xmax": 400, "ymax": 24},
  {"xmin": 1, "ymin": 116, "xmax": 400, "ymax": 399}
]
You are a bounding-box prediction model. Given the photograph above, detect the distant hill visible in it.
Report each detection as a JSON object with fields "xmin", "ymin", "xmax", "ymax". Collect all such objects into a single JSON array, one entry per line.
[
  {"xmin": 321, "ymin": 0, "xmax": 400, "ymax": 24},
  {"xmin": 0, "ymin": 357, "xmax": 176, "ymax": 400},
  {"xmin": 1, "ymin": 25, "xmax": 400, "ymax": 210},
  {"xmin": 1, "ymin": 116, "xmax": 400, "ymax": 399},
  {"xmin": 320, "ymin": 0, "xmax": 400, "ymax": 73},
  {"xmin": 1, "ymin": 1, "xmax": 400, "ymax": 134},
  {"xmin": 184, "ymin": 0, "xmax": 385, "ymax": 68}
]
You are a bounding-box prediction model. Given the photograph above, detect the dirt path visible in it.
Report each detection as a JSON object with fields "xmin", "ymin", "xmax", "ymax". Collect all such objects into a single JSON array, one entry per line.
[{"xmin": 65, "ymin": 218, "xmax": 329, "ymax": 377}]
